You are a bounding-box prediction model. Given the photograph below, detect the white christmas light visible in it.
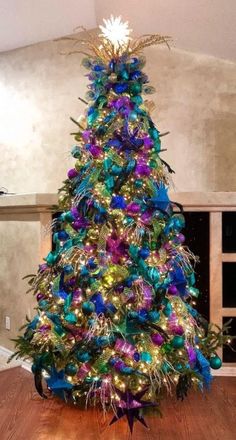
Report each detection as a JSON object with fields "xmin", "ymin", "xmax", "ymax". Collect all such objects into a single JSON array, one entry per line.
[{"xmin": 99, "ymin": 15, "xmax": 132, "ymax": 50}]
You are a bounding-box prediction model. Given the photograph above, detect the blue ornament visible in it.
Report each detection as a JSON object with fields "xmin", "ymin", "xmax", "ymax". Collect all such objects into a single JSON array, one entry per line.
[
  {"xmin": 110, "ymin": 195, "xmax": 127, "ymax": 209},
  {"xmin": 64, "ymin": 264, "xmax": 74, "ymax": 274},
  {"xmin": 133, "ymin": 352, "xmax": 140, "ymax": 362},
  {"xmin": 130, "ymin": 70, "xmax": 142, "ymax": 80},
  {"xmin": 138, "ymin": 248, "xmax": 150, "ymax": 260},
  {"xmin": 113, "ymin": 83, "xmax": 128, "ymax": 94},
  {"xmin": 57, "ymin": 230, "xmax": 69, "ymax": 241}
]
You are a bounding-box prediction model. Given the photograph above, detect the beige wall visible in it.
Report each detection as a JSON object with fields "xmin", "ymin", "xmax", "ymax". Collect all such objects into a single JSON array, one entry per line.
[{"xmin": 0, "ymin": 36, "xmax": 235, "ymax": 194}]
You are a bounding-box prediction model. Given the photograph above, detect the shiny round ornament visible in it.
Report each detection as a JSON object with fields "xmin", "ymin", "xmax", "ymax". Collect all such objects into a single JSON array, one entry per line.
[
  {"xmin": 148, "ymin": 310, "xmax": 160, "ymax": 322},
  {"xmin": 130, "ymin": 82, "xmax": 142, "ymax": 95},
  {"xmin": 45, "ymin": 252, "xmax": 57, "ymax": 266},
  {"xmin": 65, "ymin": 363, "xmax": 78, "ymax": 376},
  {"xmin": 128, "ymin": 110, "xmax": 138, "ymax": 121},
  {"xmin": 38, "ymin": 299, "xmax": 48, "ymax": 309},
  {"xmin": 210, "ymin": 355, "xmax": 222, "ymax": 369},
  {"xmin": 151, "ymin": 333, "xmax": 164, "ymax": 346},
  {"xmin": 138, "ymin": 248, "xmax": 150, "ymax": 260},
  {"xmin": 82, "ymin": 301, "xmax": 95, "ymax": 315},
  {"xmin": 76, "ymin": 352, "xmax": 91, "ymax": 363},
  {"xmin": 171, "ymin": 335, "xmax": 185, "ymax": 349},
  {"xmin": 134, "ymin": 179, "xmax": 143, "ymax": 188},
  {"xmin": 131, "ymin": 95, "xmax": 143, "ymax": 105}
]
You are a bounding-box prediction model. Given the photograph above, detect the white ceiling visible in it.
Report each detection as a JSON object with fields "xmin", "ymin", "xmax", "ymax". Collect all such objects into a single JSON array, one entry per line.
[{"xmin": 0, "ymin": 0, "xmax": 235, "ymax": 61}]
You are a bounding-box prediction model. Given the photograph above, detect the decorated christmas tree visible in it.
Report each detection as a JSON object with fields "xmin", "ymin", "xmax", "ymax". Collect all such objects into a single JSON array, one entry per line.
[{"xmin": 11, "ymin": 16, "xmax": 233, "ymax": 432}]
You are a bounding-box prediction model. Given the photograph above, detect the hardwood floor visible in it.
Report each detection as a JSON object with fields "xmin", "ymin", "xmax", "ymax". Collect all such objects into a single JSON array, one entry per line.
[{"xmin": 0, "ymin": 367, "xmax": 235, "ymax": 440}]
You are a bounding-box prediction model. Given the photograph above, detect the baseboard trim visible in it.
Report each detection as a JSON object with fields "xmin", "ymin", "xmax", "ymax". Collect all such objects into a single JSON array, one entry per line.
[
  {"xmin": 0, "ymin": 345, "xmax": 32, "ymax": 372},
  {"xmin": 1, "ymin": 345, "xmax": 236, "ymax": 376}
]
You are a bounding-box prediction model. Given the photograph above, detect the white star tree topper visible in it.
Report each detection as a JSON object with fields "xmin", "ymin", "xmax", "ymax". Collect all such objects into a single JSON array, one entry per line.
[{"xmin": 99, "ymin": 15, "xmax": 132, "ymax": 50}]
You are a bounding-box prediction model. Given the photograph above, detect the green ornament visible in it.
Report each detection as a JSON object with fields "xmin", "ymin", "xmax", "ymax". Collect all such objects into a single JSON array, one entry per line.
[
  {"xmin": 149, "ymin": 159, "xmax": 157, "ymax": 168},
  {"xmin": 150, "ymin": 241, "xmax": 157, "ymax": 251},
  {"xmin": 130, "ymin": 82, "xmax": 142, "ymax": 95},
  {"xmin": 64, "ymin": 312, "xmax": 77, "ymax": 324},
  {"xmin": 162, "ymin": 343, "xmax": 172, "ymax": 353},
  {"xmin": 65, "ymin": 363, "xmax": 78, "ymax": 376},
  {"xmin": 82, "ymin": 301, "xmax": 95, "ymax": 315},
  {"xmin": 171, "ymin": 335, "xmax": 185, "ymax": 349},
  {"xmin": 63, "ymin": 211, "xmax": 74, "ymax": 223},
  {"xmin": 210, "ymin": 355, "xmax": 222, "ymax": 370},
  {"xmin": 98, "ymin": 362, "xmax": 110, "ymax": 373},
  {"xmin": 189, "ymin": 287, "xmax": 200, "ymax": 298}
]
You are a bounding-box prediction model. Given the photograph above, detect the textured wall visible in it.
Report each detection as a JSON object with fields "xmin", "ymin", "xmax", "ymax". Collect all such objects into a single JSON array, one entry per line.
[{"xmin": 0, "ymin": 36, "xmax": 235, "ymax": 194}]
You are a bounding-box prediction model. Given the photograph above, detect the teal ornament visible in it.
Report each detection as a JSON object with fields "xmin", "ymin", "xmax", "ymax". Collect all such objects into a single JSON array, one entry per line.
[
  {"xmin": 123, "ymin": 216, "xmax": 134, "ymax": 226},
  {"xmin": 148, "ymin": 310, "xmax": 160, "ymax": 323},
  {"xmin": 31, "ymin": 364, "xmax": 37, "ymax": 374},
  {"xmin": 61, "ymin": 211, "xmax": 74, "ymax": 223},
  {"xmin": 171, "ymin": 335, "xmax": 185, "ymax": 349},
  {"xmin": 82, "ymin": 301, "xmax": 95, "ymax": 315},
  {"xmin": 96, "ymin": 95, "xmax": 107, "ymax": 108},
  {"xmin": 163, "ymin": 302, "xmax": 172, "ymax": 317},
  {"xmin": 45, "ymin": 252, "xmax": 57, "ymax": 266},
  {"xmin": 64, "ymin": 312, "xmax": 77, "ymax": 324},
  {"xmin": 149, "ymin": 127, "xmax": 159, "ymax": 141},
  {"xmin": 140, "ymin": 352, "xmax": 152, "ymax": 363},
  {"xmin": 161, "ymin": 362, "xmax": 171, "ymax": 373},
  {"xmin": 111, "ymin": 165, "xmax": 123, "ymax": 175},
  {"xmin": 210, "ymin": 355, "xmax": 222, "ymax": 370},
  {"xmin": 38, "ymin": 299, "xmax": 48, "ymax": 309},
  {"xmin": 87, "ymin": 108, "xmax": 99, "ymax": 125},
  {"xmin": 120, "ymin": 70, "xmax": 129, "ymax": 80},
  {"xmin": 130, "ymin": 82, "xmax": 142, "ymax": 95},
  {"xmin": 76, "ymin": 352, "xmax": 91, "ymax": 363},
  {"xmin": 147, "ymin": 267, "xmax": 160, "ymax": 283},
  {"xmin": 131, "ymin": 95, "xmax": 143, "ymax": 105},
  {"xmin": 65, "ymin": 363, "xmax": 78, "ymax": 376},
  {"xmin": 174, "ymin": 362, "xmax": 184, "ymax": 372},
  {"xmin": 128, "ymin": 110, "xmax": 138, "ymax": 121},
  {"xmin": 134, "ymin": 179, "xmax": 143, "ymax": 188},
  {"xmin": 54, "ymin": 325, "xmax": 66, "ymax": 337},
  {"xmin": 153, "ymin": 138, "xmax": 161, "ymax": 152},
  {"xmin": 189, "ymin": 286, "xmax": 200, "ymax": 298}
]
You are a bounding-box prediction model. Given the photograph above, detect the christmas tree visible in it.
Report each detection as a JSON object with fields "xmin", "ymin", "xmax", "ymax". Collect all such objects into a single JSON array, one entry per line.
[{"xmin": 11, "ymin": 16, "xmax": 232, "ymax": 432}]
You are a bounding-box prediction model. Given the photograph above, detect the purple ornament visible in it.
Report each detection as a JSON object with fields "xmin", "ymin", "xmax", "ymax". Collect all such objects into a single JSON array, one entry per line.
[
  {"xmin": 67, "ymin": 168, "xmax": 78, "ymax": 179},
  {"xmin": 135, "ymin": 161, "xmax": 151, "ymax": 177},
  {"xmin": 140, "ymin": 210, "xmax": 153, "ymax": 224},
  {"xmin": 70, "ymin": 206, "xmax": 79, "ymax": 219},
  {"xmin": 151, "ymin": 333, "xmax": 164, "ymax": 346},
  {"xmin": 143, "ymin": 136, "xmax": 153, "ymax": 149},
  {"xmin": 36, "ymin": 293, "xmax": 45, "ymax": 301},
  {"xmin": 168, "ymin": 285, "xmax": 178, "ymax": 295},
  {"xmin": 126, "ymin": 202, "xmax": 141, "ymax": 214},
  {"xmin": 39, "ymin": 263, "xmax": 48, "ymax": 272},
  {"xmin": 173, "ymin": 325, "xmax": 184, "ymax": 336},
  {"xmin": 89, "ymin": 144, "xmax": 102, "ymax": 158},
  {"xmin": 82, "ymin": 130, "xmax": 92, "ymax": 141}
]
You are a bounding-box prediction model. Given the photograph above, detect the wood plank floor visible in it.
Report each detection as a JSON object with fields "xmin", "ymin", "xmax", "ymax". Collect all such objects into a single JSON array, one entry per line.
[{"xmin": 0, "ymin": 367, "xmax": 235, "ymax": 440}]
